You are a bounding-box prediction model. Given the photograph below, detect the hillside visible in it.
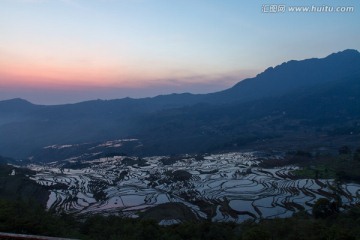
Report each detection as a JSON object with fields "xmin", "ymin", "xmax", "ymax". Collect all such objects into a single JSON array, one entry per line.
[{"xmin": 133, "ymin": 73, "xmax": 360, "ymax": 155}]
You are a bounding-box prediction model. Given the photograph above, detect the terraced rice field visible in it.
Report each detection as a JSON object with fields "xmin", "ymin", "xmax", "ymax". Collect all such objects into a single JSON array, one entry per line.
[{"xmin": 28, "ymin": 152, "xmax": 360, "ymax": 223}]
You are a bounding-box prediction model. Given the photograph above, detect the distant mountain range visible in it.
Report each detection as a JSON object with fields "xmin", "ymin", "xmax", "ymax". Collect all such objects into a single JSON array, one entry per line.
[{"xmin": 1, "ymin": 49, "xmax": 360, "ymax": 161}]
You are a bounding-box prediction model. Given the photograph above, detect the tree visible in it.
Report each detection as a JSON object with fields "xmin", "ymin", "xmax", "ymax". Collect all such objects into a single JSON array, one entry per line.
[
  {"xmin": 353, "ymin": 147, "xmax": 360, "ymax": 161},
  {"xmin": 243, "ymin": 227, "xmax": 270, "ymax": 240},
  {"xmin": 312, "ymin": 198, "xmax": 338, "ymax": 219},
  {"xmin": 339, "ymin": 146, "xmax": 351, "ymax": 155}
]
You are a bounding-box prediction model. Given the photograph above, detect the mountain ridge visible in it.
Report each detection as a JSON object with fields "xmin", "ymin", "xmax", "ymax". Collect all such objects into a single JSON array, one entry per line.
[{"xmin": 3, "ymin": 49, "xmax": 359, "ymax": 107}]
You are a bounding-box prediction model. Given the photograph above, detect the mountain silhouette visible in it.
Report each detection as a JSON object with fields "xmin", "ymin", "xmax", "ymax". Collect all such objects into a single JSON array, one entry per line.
[
  {"xmin": 1, "ymin": 49, "xmax": 359, "ymax": 159},
  {"xmin": 204, "ymin": 49, "xmax": 360, "ymax": 104}
]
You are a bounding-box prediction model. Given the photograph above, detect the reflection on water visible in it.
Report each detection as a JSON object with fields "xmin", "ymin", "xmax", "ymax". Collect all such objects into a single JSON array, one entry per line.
[{"xmin": 29, "ymin": 152, "xmax": 360, "ymax": 222}]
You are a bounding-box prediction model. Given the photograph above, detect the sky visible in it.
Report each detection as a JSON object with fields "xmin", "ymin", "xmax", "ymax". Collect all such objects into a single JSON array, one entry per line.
[{"xmin": 1, "ymin": 0, "xmax": 360, "ymax": 104}]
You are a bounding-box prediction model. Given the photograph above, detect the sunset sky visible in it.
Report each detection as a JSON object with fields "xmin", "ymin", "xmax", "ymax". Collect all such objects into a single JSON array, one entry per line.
[{"xmin": 1, "ymin": 0, "xmax": 360, "ymax": 104}]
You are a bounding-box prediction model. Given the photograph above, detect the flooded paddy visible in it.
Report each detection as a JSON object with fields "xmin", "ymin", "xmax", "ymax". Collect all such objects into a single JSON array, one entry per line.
[{"xmin": 28, "ymin": 152, "xmax": 360, "ymax": 223}]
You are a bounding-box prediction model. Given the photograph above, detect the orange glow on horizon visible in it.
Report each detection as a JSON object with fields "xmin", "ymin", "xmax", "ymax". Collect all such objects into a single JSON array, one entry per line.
[
  {"xmin": 0, "ymin": 60, "xmax": 155, "ymax": 90},
  {"xmin": 0, "ymin": 59, "xmax": 246, "ymax": 91}
]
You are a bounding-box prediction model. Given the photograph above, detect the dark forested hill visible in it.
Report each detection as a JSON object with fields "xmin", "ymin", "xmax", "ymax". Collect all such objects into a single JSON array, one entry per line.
[
  {"xmin": 134, "ymin": 73, "xmax": 360, "ymax": 155},
  {"xmin": 1, "ymin": 49, "xmax": 359, "ymax": 159}
]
